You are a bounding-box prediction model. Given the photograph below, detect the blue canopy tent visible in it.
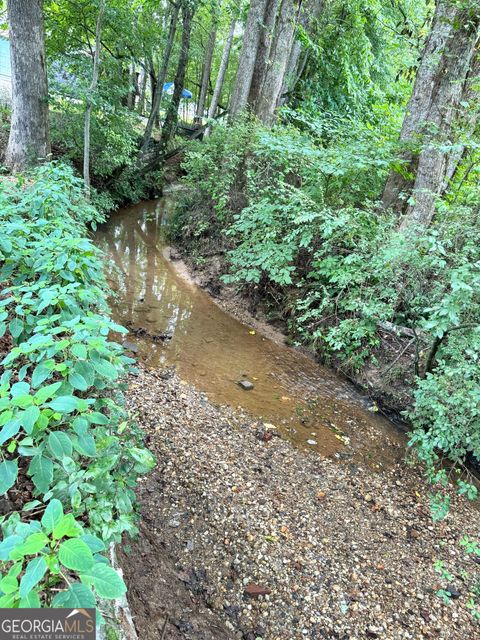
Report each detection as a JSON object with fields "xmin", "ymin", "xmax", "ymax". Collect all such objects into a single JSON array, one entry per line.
[{"xmin": 163, "ymin": 82, "xmax": 193, "ymax": 100}]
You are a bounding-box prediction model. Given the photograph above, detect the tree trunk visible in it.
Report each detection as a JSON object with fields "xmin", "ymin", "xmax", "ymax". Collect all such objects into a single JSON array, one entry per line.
[
  {"xmin": 205, "ymin": 14, "xmax": 237, "ymax": 135},
  {"xmin": 397, "ymin": 5, "xmax": 480, "ymax": 231},
  {"xmin": 126, "ymin": 61, "xmax": 137, "ymax": 110},
  {"xmin": 83, "ymin": 0, "xmax": 105, "ymax": 195},
  {"xmin": 255, "ymin": 0, "xmax": 299, "ymax": 125},
  {"xmin": 230, "ymin": 0, "xmax": 269, "ymax": 119},
  {"xmin": 382, "ymin": 0, "xmax": 480, "ymax": 223},
  {"xmin": 5, "ymin": 0, "xmax": 50, "ymax": 170},
  {"xmin": 137, "ymin": 64, "xmax": 148, "ymax": 116},
  {"xmin": 195, "ymin": 23, "xmax": 217, "ymax": 124},
  {"xmin": 140, "ymin": 3, "xmax": 179, "ymax": 157},
  {"xmin": 442, "ymin": 48, "xmax": 480, "ymax": 191},
  {"xmin": 281, "ymin": 0, "xmax": 323, "ymax": 101},
  {"xmin": 248, "ymin": 0, "xmax": 282, "ymax": 110},
  {"xmin": 158, "ymin": 2, "xmax": 194, "ymax": 158}
]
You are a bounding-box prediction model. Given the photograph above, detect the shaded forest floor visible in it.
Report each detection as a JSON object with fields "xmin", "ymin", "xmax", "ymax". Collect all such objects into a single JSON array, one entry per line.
[{"xmin": 120, "ymin": 365, "xmax": 479, "ymax": 640}]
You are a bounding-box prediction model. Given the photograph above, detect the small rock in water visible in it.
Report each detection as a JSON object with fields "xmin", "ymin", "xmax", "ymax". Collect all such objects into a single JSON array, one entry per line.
[
  {"xmin": 122, "ymin": 341, "xmax": 139, "ymax": 353},
  {"xmin": 244, "ymin": 583, "xmax": 271, "ymax": 598},
  {"xmin": 238, "ymin": 379, "xmax": 254, "ymax": 391},
  {"xmin": 307, "ymin": 439, "xmax": 317, "ymax": 446}
]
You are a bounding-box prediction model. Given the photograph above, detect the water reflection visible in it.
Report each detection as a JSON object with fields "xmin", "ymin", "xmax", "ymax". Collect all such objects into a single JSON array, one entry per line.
[{"xmin": 95, "ymin": 198, "xmax": 406, "ymax": 465}]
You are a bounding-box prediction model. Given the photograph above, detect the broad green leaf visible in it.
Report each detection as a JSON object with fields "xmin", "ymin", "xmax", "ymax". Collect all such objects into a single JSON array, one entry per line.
[
  {"xmin": 81, "ymin": 563, "xmax": 126, "ymax": 599},
  {"xmin": 41, "ymin": 498, "xmax": 64, "ymax": 534},
  {"xmin": 9, "ymin": 318, "xmax": 24, "ymax": 338},
  {"xmin": 68, "ymin": 372, "xmax": 88, "ymax": 391},
  {"xmin": 19, "ymin": 556, "xmax": 47, "ymax": 599},
  {"xmin": 52, "ymin": 583, "xmax": 95, "ymax": 609},
  {"xmin": 70, "ymin": 344, "xmax": 87, "ymax": 360},
  {"xmin": 92, "ymin": 358, "xmax": 118, "ymax": 380},
  {"xmin": 29, "ymin": 456, "xmax": 53, "ymax": 493},
  {"xmin": 48, "ymin": 396, "xmax": 78, "ymax": 413},
  {"xmin": 33, "ymin": 382, "xmax": 62, "ymax": 405},
  {"xmin": 0, "ymin": 418, "xmax": 21, "ymax": 445},
  {"xmin": 0, "ymin": 459, "xmax": 18, "ymax": 494},
  {"xmin": 0, "ymin": 535, "xmax": 23, "ymax": 561},
  {"xmin": 0, "ymin": 575, "xmax": 18, "ymax": 594},
  {"xmin": 12, "ymin": 533, "xmax": 49, "ymax": 558},
  {"xmin": 19, "ymin": 590, "xmax": 41, "ymax": 608},
  {"xmin": 53, "ymin": 514, "xmax": 83, "ymax": 540},
  {"xmin": 47, "ymin": 431, "xmax": 73, "ymax": 459},
  {"xmin": 81, "ymin": 534, "xmax": 105, "ymax": 553},
  {"xmin": 59, "ymin": 538, "xmax": 94, "ymax": 571},
  {"xmin": 20, "ymin": 406, "xmax": 40, "ymax": 434}
]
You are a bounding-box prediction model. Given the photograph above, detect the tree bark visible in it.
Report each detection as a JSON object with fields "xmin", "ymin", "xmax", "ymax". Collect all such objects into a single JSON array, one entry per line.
[
  {"xmin": 281, "ymin": 0, "xmax": 323, "ymax": 100},
  {"xmin": 83, "ymin": 0, "xmax": 105, "ymax": 195},
  {"xmin": 5, "ymin": 0, "xmax": 50, "ymax": 170},
  {"xmin": 158, "ymin": 2, "xmax": 194, "ymax": 158},
  {"xmin": 442, "ymin": 48, "xmax": 480, "ymax": 191},
  {"xmin": 255, "ymin": 0, "xmax": 299, "ymax": 125},
  {"xmin": 126, "ymin": 61, "xmax": 137, "ymax": 110},
  {"xmin": 248, "ymin": 0, "xmax": 282, "ymax": 110},
  {"xmin": 398, "ymin": 5, "xmax": 480, "ymax": 231},
  {"xmin": 195, "ymin": 22, "xmax": 217, "ymax": 124},
  {"xmin": 230, "ymin": 0, "xmax": 270, "ymax": 119},
  {"xmin": 205, "ymin": 14, "xmax": 237, "ymax": 135},
  {"xmin": 382, "ymin": 0, "xmax": 480, "ymax": 224},
  {"xmin": 140, "ymin": 2, "xmax": 179, "ymax": 157},
  {"xmin": 137, "ymin": 64, "xmax": 148, "ymax": 116}
]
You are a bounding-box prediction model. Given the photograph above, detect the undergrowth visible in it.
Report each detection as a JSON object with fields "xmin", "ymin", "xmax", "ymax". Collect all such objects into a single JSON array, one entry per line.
[{"xmin": 0, "ymin": 163, "xmax": 154, "ymax": 618}]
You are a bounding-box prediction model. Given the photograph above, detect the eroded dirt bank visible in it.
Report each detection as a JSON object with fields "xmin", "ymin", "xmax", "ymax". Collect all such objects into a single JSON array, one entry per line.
[{"xmin": 120, "ymin": 366, "xmax": 479, "ymax": 640}]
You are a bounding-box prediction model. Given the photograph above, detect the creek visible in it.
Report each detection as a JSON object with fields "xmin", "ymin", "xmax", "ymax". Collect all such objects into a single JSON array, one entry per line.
[{"xmin": 95, "ymin": 195, "xmax": 406, "ymax": 467}]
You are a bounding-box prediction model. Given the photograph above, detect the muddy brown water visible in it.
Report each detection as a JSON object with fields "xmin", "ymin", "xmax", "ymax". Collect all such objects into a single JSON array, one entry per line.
[{"xmin": 96, "ymin": 196, "xmax": 406, "ymax": 467}]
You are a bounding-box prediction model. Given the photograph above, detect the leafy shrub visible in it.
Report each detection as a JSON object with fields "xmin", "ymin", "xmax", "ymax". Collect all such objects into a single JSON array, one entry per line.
[{"xmin": 0, "ymin": 163, "xmax": 154, "ymax": 615}]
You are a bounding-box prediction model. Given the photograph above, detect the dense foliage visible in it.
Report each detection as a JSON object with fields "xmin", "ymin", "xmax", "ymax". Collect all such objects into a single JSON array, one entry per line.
[
  {"xmin": 174, "ymin": 107, "xmax": 480, "ymax": 500},
  {"xmin": 0, "ymin": 164, "xmax": 154, "ymax": 615}
]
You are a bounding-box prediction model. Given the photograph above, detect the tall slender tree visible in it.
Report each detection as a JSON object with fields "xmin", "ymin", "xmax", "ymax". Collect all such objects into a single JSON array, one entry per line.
[
  {"xmin": 255, "ymin": 0, "xmax": 299, "ymax": 124},
  {"xmin": 83, "ymin": 0, "xmax": 106, "ymax": 195},
  {"xmin": 140, "ymin": 1, "xmax": 180, "ymax": 157},
  {"xmin": 195, "ymin": 15, "xmax": 218, "ymax": 124},
  {"xmin": 382, "ymin": 0, "xmax": 480, "ymax": 230},
  {"xmin": 205, "ymin": 12, "xmax": 237, "ymax": 134},
  {"xmin": 158, "ymin": 0, "xmax": 195, "ymax": 158},
  {"xmin": 229, "ymin": 0, "xmax": 269, "ymax": 119},
  {"xmin": 5, "ymin": 0, "xmax": 50, "ymax": 170}
]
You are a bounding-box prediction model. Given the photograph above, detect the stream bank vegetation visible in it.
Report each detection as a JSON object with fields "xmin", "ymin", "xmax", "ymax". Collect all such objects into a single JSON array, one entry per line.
[{"xmin": 0, "ymin": 0, "xmax": 479, "ymax": 626}]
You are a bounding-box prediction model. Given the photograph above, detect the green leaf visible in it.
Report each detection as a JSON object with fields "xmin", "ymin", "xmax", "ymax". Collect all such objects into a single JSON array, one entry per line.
[
  {"xmin": 0, "ymin": 418, "xmax": 21, "ymax": 445},
  {"xmin": 53, "ymin": 514, "xmax": 83, "ymax": 540},
  {"xmin": 19, "ymin": 556, "xmax": 47, "ymax": 599},
  {"xmin": 41, "ymin": 498, "xmax": 64, "ymax": 534},
  {"xmin": 20, "ymin": 406, "xmax": 40, "ymax": 434},
  {"xmin": 31, "ymin": 362, "xmax": 54, "ymax": 388},
  {"xmin": 92, "ymin": 358, "xmax": 118, "ymax": 380},
  {"xmin": 9, "ymin": 318, "xmax": 24, "ymax": 339},
  {"xmin": 59, "ymin": 539, "xmax": 94, "ymax": 571},
  {"xmin": 47, "ymin": 396, "xmax": 78, "ymax": 413},
  {"xmin": 52, "ymin": 583, "xmax": 95, "ymax": 609},
  {"xmin": 0, "ymin": 575, "xmax": 18, "ymax": 594},
  {"xmin": 0, "ymin": 535, "xmax": 23, "ymax": 561},
  {"xmin": 70, "ymin": 344, "xmax": 88, "ymax": 360},
  {"xmin": 82, "ymin": 563, "xmax": 126, "ymax": 599},
  {"xmin": 33, "ymin": 382, "xmax": 62, "ymax": 405},
  {"xmin": 68, "ymin": 371, "xmax": 88, "ymax": 391},
  {"xmin": 47, "ymin": 431, "xmax": 73, "ymax": 459},
  {"xmin": 29, "ymin": 455, "xmax": 53, "ymax": 493},
  {"xmin": 0, "ymin": 592, "xmax": 17, "ymax": 607},
  {"xmin": 81, "ymin": 534, "xmax": 105, "ymax": 553},
  {"xmin": 19, "ymin": 590, "xmax": 41, "ymax": 608},
  {"xmin": 12, "ymin": 533, "xmax": 49, "ymax": 558},
  {"xmin": 0, "ymin": 459, "xmax": 18, "ymax": 494}
]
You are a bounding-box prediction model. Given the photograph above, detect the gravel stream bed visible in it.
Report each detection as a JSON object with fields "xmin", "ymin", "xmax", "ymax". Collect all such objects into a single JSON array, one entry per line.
[{"xmin": 120, "ymin": 366, "xmax": 479, "ymax": 640}]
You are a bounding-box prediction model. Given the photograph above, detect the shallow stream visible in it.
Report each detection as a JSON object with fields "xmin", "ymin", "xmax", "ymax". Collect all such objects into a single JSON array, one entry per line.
[{"xmin": 96, "ymin": 196, "xmax": 406, "ymax": 467}]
